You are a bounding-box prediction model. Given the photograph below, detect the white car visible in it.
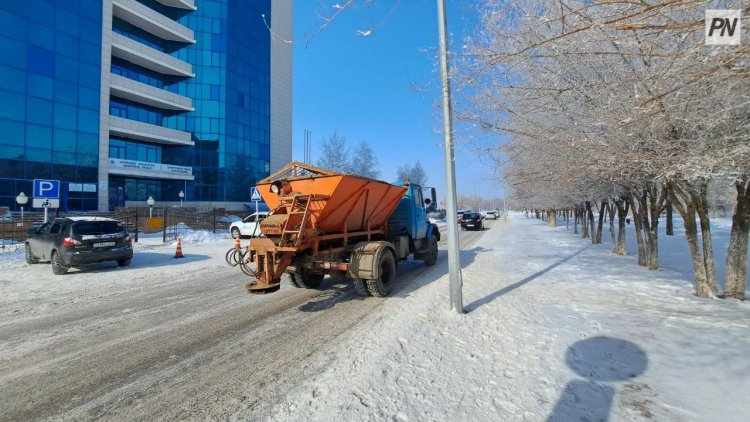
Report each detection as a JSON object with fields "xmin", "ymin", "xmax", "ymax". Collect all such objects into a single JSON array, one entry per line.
[
  {"xmin": 485, "ymin": 210, "xmax": 499, "ymax": 220},
  {"xmin": 230, "ymin": 212, "xmax": 269, "ymax": 239}
]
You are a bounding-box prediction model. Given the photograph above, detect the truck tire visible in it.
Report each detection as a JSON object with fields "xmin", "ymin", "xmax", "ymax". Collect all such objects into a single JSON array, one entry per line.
[
  {"xmin": 353, "ymin": 279, "xmax": 371, "ymax": 296},
  {"xmin": 285, "ymin": 269, "xmax": 324, "ymax": 289},
  {"xmin": 282, "ymin": 271, "xmax": 301, "ymax": 288},
  {"xmin": 367, "ymin": 249, "xmax": 396, "ymax": 297},
  {"xmin": 423, "ymin": 235, "xmax": 438, "ymax": 266}
]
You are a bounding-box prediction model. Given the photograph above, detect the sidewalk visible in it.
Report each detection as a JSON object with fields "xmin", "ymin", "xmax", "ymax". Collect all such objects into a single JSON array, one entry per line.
[{"xmin": 266, "ymin": 214, "xmax": 750, "ymax": 421}]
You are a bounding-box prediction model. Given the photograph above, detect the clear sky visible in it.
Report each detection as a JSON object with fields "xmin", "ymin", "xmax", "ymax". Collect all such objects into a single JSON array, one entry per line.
[{"xmin": 290, "ymin": 0, "xmax": 505, "ymax": 201}]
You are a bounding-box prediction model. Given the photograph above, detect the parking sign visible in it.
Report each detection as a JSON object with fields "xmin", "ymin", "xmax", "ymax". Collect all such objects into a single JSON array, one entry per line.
[{"xmin": 33, "ymin": 179, "xmax": 60, "ymax": 198}]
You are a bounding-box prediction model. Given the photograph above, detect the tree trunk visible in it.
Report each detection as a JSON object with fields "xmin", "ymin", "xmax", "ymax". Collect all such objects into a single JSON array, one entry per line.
[
  {"xmin": 549, "ymin": 209, "xmax": 557, "ymax": 227},
  {"xmin": 725, "ymin": 177, "xmax": 750, "ymax": 300},
  {"xmin": 581, "ymin": 206, "xmax": 589, "ymax": 239},
  {"xmin": 608, "ymin": 200, "xmax": 617, "ymax": 253},
  {"xmin": 692, "ymin": 182, "xmax": 718, "ymax": 294},
  {"xmin": 670, "ymin": 182, "xmax": 718, "ymax": 298},
  {"xmin": 596, "ymin": 201, "xmax": 606, "ymax": 244},
  {"xmin": 574, "ymin": 208, "xmax": 579, "ymax": 234},
  {"xmin": 645, "ymin": 183, "xmax": 667, "ymax": 271},
  {"xmin": 666, "ymin": 200, "xmax": 674, "ymax": 236},
  {"xmin": 629, "ymin": 191, "xmax": 647, "ymax": 267},
  {"xmin": 586, "ymin": 202, "xmax": 596, "ymax": 245},
  {"xmin": 615, "ymin": 198, "xmax": 628, "ymax": 255}
]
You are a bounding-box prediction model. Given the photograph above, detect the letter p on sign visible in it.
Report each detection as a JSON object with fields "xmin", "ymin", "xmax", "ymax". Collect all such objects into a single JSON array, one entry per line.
[{"xmin": 706, "ymin": 10, "xmax": 741, "ymax": 45}]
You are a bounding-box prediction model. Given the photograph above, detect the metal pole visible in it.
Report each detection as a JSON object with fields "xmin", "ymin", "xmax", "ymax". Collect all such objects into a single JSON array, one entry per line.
[{"xmin": 437, "ymin": 0, "xmax": 463, "ymax": 314}]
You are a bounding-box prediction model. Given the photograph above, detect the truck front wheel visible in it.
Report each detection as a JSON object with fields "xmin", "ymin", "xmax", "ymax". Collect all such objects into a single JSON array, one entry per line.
[
  {"xmin": 367, "ymin": 249, "xmax": 396, "ymax": 297},
  {"xmin": 423, "ymin": 235, "xmax": 438, "ymax": 266}
]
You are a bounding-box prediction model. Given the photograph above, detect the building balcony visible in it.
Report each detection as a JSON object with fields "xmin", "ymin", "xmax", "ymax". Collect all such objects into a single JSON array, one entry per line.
[
  {"xmin": 108, "ymin": 158, "xmax": 194, "ymax": 181},
  {"xmin": 110, "ymin": 74, "xmax": 194, "ymax": 111},
  {"xmin": 109, "ymin": 116, "xmax": 194, "ymax": 146},
  {"xmin": 111, "ymin": 33, "xmax": 194, "ymax": 78},
  {"xmin": 155, "ymin": 0, "xmax": 197, "ymax": 11},
  {"xmin": 113, "ymin": 0, "xmax": 195, "ymax": 43}
]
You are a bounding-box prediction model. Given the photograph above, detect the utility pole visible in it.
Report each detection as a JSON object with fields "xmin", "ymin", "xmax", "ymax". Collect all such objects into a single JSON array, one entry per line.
[{"xmin": 437, "ymin": 0, "xmax": 463, "ymax": 314}]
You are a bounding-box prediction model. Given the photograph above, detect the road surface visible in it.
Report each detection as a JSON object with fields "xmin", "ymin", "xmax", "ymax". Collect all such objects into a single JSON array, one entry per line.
[{"xmin": 0, "ymin": 221, "xmax": 495, "ymax": 420}]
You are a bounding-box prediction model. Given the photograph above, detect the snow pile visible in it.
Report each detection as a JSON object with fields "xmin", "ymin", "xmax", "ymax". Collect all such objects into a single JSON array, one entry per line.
[
  {"xmin": 266, "ymin": 214, "xmax": 750, "ymax": 421},
  {"xmin": 174, "ymin": 229, "xmax": 229, "ymax": 244}
]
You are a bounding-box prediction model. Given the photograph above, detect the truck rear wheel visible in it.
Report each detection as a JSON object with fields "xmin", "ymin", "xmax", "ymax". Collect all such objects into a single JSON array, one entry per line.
[
  {"xmin": 367, "ymin": 249, "xmax": 396, "ymax": 297},
  {"xmin": 284, "ymin": 269, "xmax": 324, "ymax": 289},
  {"xmin": 353, "ymin": 279, "xmax": 371, "ymax": 296}
]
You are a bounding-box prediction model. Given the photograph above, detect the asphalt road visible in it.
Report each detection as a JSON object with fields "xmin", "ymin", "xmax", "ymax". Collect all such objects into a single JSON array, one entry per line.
[{"xmin": 0, "ymin": 221, "xmax": 496, "ymax": 421}]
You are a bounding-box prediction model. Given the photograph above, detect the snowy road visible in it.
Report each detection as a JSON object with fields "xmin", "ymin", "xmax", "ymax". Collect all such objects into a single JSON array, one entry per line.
[{"xmin": 0, "ymin": 222, "xmax": 491, "ymax": 420}]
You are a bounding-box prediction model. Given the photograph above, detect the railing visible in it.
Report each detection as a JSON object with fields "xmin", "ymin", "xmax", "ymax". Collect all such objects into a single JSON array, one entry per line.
[{"xmin": 0, "ymin": 208, "xmax": 139, "ymax": 252}]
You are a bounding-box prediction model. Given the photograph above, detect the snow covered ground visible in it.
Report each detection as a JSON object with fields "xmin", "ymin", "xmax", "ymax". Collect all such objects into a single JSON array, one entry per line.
[
  {"xmin": 264, "ymin": 214, "xmax": 749, "ymax": 421},
  {"xmin": 1, "ymin": 214, "xmax": 748, "ymax": 421}
]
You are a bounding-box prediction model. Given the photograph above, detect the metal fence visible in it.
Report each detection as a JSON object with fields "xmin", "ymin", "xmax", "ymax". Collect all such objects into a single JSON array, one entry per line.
[
  {"xmin": 0, "ymin": 208, "xmax": 139, "ymax": 252},
  {"xmin": 0, "ymin": 206, "xmax": 245, "ymax": 250},
  {"xmin": 162, "ymin": 207, "xmax": 234, "ymax": 242}
]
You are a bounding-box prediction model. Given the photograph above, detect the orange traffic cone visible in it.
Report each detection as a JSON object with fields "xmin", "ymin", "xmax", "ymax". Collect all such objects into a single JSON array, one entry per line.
[
  {"xmin": 234, "ymin": 236, "xmax": 241, "ymax": 249},
  {"xmin": 174, "ymin": 236, "xmax": 184, "ymax": 258}
]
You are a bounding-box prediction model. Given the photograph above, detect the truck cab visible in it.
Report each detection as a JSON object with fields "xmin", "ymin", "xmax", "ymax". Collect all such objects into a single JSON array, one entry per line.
[{"xmin": 387, "ymin": 183, "xmax": 440, "ymax": 257}]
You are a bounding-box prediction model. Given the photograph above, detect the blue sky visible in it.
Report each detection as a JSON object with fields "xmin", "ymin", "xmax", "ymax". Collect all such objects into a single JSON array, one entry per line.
[{"xmin": 291, "ymin": 0, "xmax": 504, "ymax": 200}]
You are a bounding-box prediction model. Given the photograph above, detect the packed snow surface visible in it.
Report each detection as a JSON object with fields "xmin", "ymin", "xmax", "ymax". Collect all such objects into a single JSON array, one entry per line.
[
  {"xmin": 0, "ymin": 215, "xmax": 748, "ymax": 421},
  {"xmin": 264, "ymin": 214, "xmax": 749, "ymax": 421}
]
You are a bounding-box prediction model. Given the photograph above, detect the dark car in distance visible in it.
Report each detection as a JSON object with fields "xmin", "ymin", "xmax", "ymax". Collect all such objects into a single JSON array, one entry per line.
[
  {"xmin": 459, "ymin": 212, "xmax": 484, "ymax": 231},
  {"xmin": 26, "ymin": 217, "xmax": 134, "ymax": 274}
]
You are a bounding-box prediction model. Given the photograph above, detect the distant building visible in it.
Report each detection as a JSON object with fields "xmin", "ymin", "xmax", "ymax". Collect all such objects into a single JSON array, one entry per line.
[{"xmin": 0, "ymin": 0, "xmax": 292, "ymax": 211}]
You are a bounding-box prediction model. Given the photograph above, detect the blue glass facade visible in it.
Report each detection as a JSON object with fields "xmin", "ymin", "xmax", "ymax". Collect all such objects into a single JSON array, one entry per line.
[
  {"xmin": 0, "ymin": 0, "xmax": 102, "ymax": 211},
  {"xmin": 0, "ymin": 0, "xmax": 275, "ymax": 211},
  {"xmin": 109, "ymin": 0, "xmax": 272, "ymax": 206}
]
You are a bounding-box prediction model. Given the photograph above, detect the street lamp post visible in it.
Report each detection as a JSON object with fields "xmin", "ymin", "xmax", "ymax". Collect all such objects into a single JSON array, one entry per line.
[
  {"xmin": 16, "ymin": 192, "xmax": 28, "ymax": 223},
  {"xmin": 179, "ymin": 190, "xmax": 184, "ymax": 207},
  {"xmin": 437, "ymin": 0, "xmax": 463, "ymax": 314},
  {"xmin": 147, "ymin": 196, "xmax": 155, "ymax": 218}
]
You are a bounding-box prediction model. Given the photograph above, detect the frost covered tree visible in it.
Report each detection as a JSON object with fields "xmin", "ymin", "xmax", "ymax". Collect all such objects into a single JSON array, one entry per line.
[
  {"xmin": 316, "ymin": 132, "xmax": 351, "ymax": 173},
  {"xmin": 455, "ymin": 0, "xmax": 749, "ymax": 299},
  {"xmin": 397, "ymin": 161, "xmax": 427, "ymax": 186},
  {"xmin": 349, "ymin": 140, "xmax": 381, "ymax": 179}
]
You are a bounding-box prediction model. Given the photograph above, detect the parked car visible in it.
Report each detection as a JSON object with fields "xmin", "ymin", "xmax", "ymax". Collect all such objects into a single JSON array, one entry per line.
[
  {"xmin": 460, "ymin": 212, "xmax": 484, "ymax": 230},
  {"xmin": 230, "ymin": 211, "xmax": 269, "ymax": 239},
  {"xmin": 25, "ymin": 217, "xmax": 133, "ymax": 274},
  {"xmin": 485, "ymin": 210, "xmax": 499, "ymax": 220}
]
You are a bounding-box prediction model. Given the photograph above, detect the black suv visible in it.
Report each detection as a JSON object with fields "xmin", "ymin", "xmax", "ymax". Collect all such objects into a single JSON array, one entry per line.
[
  {"xmin": 460, "ymin": 212, "xmax": 484, "ymax": 231},
  {"xmin": 26, "ymin": 217, "xmax": 134, "ymax": 274}
]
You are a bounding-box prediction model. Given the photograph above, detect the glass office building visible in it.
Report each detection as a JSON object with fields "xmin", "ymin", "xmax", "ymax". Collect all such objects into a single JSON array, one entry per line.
[{"xmin": 0, "ymin": 0, "xmax": 292, "ymax": 211}]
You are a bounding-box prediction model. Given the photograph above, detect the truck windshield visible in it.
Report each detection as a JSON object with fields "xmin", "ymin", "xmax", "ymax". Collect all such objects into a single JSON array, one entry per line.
[{"xmin": 73, "ymin": 221, "xmax": 125, "ymax": 236}]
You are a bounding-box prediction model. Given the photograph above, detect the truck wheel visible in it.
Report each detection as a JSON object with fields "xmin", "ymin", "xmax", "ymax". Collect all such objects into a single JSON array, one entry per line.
[
  {"xmin": 25, "ymin": 244, "xmax": 39, "ymax": 264},
  {"xmin": 282, "ymin": 271, "xmax": 301, "ymax": 288},
  {"xmin": 285, "ymin": 269, "xmax": 324, "ymax": 289},
  {"xmin": 423, "ymin": 235, "xmax": 438, "ymax": 266},
  {"xmin": 51, "ymin": 251, "xmax": 69, "ymax": 275},
  {"xmin": 367, "ymin": 249, "xmax": 396, "ymax": 297},
  {"xmin": 353, "ymin": 279, "xmax": 371, "ymax": 296}
]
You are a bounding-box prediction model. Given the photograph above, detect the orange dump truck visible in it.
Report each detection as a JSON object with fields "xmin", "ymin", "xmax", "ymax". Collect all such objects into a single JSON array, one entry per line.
[{"xmin": 243, "ymin": 162, "xmax": 440, "ymax": 296}]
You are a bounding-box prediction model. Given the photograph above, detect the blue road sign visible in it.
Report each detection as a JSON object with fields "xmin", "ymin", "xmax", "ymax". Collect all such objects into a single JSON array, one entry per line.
[
  {"xmin": 250, "ymin": 187, "xmax": 262, "ymax": 201},
  {"xmin": 33, "ymin": 179, "xmax": 60, "ymax": 198}
]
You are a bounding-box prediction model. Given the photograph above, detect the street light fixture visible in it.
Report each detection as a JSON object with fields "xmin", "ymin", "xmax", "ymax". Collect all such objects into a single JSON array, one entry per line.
[
  {"xmin": 147, "ymin": 196, "xmax": 155, "ymax": 218},
  {"xmin": 179, "ymin": 190, "xmax": 184, "ymax": 207},
  {"xmin": 16, "ymin": 192, "xmax": 28, "ymax": 223}
]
